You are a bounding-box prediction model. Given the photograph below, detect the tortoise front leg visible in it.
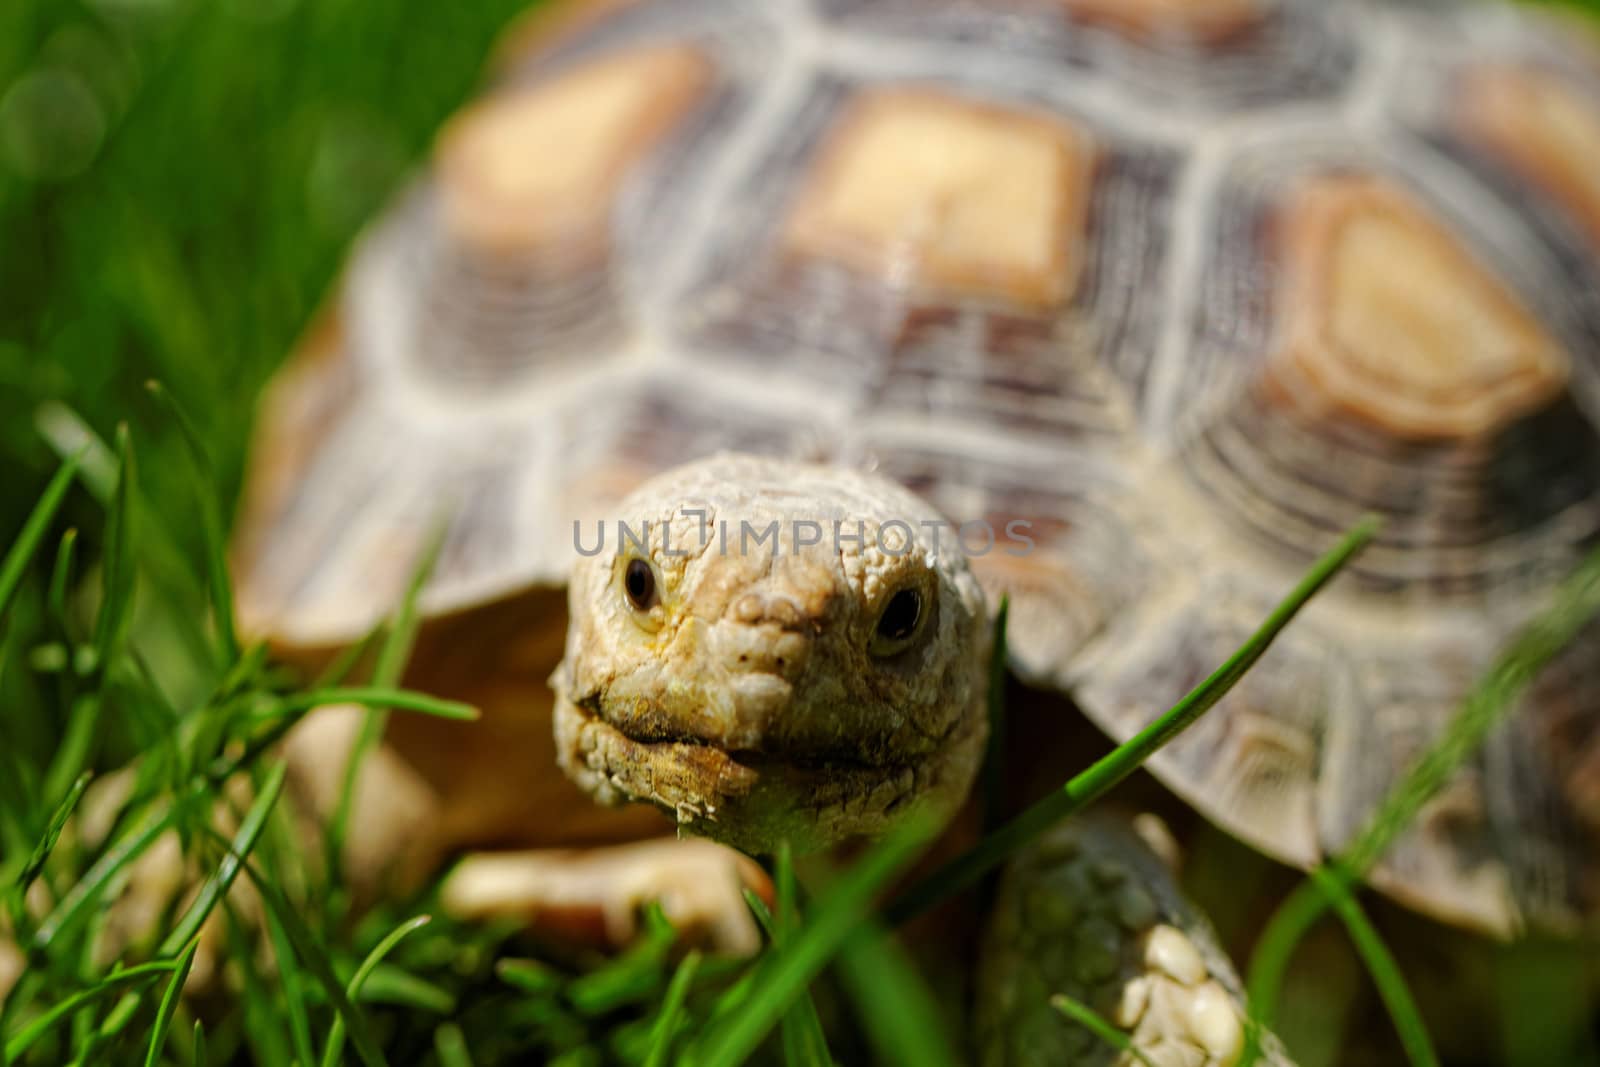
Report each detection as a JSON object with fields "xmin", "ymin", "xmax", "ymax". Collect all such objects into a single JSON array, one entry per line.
[{"xmin": 977, "ymin": 815, "xmax": 1294, "ymax": 1067}]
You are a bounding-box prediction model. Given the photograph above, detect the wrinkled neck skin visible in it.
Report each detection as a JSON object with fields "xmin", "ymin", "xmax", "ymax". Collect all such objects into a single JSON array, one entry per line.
[{"xmin": 553, "ymin": 454, "xmax": 991, "ymax": 855}]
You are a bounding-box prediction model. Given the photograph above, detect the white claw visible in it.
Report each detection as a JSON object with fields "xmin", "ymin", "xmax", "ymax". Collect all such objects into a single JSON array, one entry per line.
[
  {"xmin": 1185, "ymin": 980, "xmax": 1245, "ymax": 1066},
  {"xmin": 1114, "ymin": 976, "xmax": 1151, "ymax": 1028},
  {"xmin": 1132, "ymin": 812, "xmax": 1183, "ymax": 871},
  {"xmin": 1144, "ymin": 924, "xmax": 1206, "ymax": 985}
]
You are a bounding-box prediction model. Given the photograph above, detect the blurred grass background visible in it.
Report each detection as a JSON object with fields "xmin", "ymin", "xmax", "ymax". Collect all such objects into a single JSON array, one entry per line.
[
  {"xmin": 0, "ymin": 0, "xmax": 538, "ymax": 770},
  {"xmin": 0, "ymin": 0, "xmax": 533, "ymax": 562}
]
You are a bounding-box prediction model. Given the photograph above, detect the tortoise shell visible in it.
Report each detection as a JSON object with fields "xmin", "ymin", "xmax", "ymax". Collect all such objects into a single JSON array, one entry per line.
[{"xmin": 233, "ymin": 0, "xmax": 1600, "ymax": 936}]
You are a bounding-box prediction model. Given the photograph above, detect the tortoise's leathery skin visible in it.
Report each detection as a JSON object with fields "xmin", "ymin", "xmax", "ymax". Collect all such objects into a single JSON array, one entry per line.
[
  {"xmin": 976, "ymin": 817, "xmax": 1295, "ymax": 1067},
  {"xmin": 552, "ymin": 454, "xmax": 990, "ymax": 851},
  {"xmin": 234, "ymin": 0, "xmax": 1600, "ymax": 930}
]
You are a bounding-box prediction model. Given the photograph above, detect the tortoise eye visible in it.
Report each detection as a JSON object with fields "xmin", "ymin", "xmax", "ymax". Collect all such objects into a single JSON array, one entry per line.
[
  {"xmin": 623, "ymin": 558, "xmax": 659, "ymax": 612},
  {"xmin": 871, "ymin": 587, "xmax": 925, "ymax": 657}
]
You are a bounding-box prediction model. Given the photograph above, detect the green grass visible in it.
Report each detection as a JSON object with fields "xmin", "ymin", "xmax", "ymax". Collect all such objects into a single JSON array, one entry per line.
[
  {"xmin": 0, "ymin": 0, "xmax": 535, "ymax": 772},
  {"xmin": 3, "ymin": 0, "xmax": 1600, "ymax": 1063}
]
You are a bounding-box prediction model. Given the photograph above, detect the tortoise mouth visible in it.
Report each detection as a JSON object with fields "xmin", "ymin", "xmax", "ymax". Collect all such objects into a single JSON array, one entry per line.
[
  {"xmin": 578, "ymin": 688, "xmax": 892, "ymax": 769},
  {"xmin": 553, "ymin": 694, "xmax": 928, "ymax": 854}
]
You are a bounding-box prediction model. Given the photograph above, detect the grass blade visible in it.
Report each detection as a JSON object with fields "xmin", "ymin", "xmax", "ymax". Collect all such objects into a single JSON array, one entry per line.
[
  {"xmin": 327, "ymin": 526, "xmax": 447, "ymax": 881},
  {"xmin": 320, "ymin": 915, "xmax": 432, "ymax": 1067},
  {"xmin": 643, "ymin": 950, "xmax": 702, "ymax": 1067},
  {"xmin": 0, "ymin": 450, "xmax": 81, "ymax": 621},
  {"xmin": 143, "ymin": 938, "xmax": 200, "ymax": 1067},
  {"xmin": 435, "ymin": 1022, "xmax": 474, "ymax": 1067},
  {"xmin": 744, "ymin": 888, "xmax": 775, "ymax": 936},
  {"xmin": 1308, "ymin": 866, "xmax": 1438, "ymax": 1067},
  {"xmin": 834, "ymin": 919, "xmax": 956, "ymax": 1067},
  {"xmin": 495, "ymin": 958, "xmax": 564, "ymax": 998},
  {"xmin": 36, "ymin": 404, "xmax": 216, "ymax": 669},
  {"xmin": 212, "ymin": 642, "xmax": 270, "ymax": 704},
  {"xmin": 1344, "ymin": 544, "xmax": 1600, "ymax": 880},
  {"xmin": 40, "ymin": 694, "xmax": 103, "ymax": 812},
  {"xmin": 158, "ymin": 761, "xmax": 287, "ymax": 957},
  {"xmin": 260, "ymin": 893, "xmax": 319, "ymax": 1067},
  {"xmin": 690, "ymin": 812, "xmax": 939, "ymax": 1067},
  {"xmin": 87, "ymin": 988, "xmax": 147, "ymax": 1055},
  {"xmin": 358, "ymin": 963, "xmax": 455, "ymax": 1013},
  {"xmin": 2, "ymin": 959, "xmax": 178, "ymax": 1060},
  {"xmin": 236, "ymin": 858, "xmax": 389, "ymax": 1067},
  {"xmin": 144, "ymin": 381, "xmax": 238, "ymax": 664},
  {"xmin": 1245, "ymin": 879, "xmax": 1328, "ymax": 1036},
  {"xmin": 271, "ymin": 686, "xmax": 478, "ymax": 722},
  {"xmin": 47, "ymin": 528, "xmax": 79, "ymax": 635},
  {"xmin": 1050, "ymin": 993, "xmax": 1157, "ymax": 1067},
  {"xmin": 567, "ymin": 904, "xmax": 676, "ymax": 1016},
  {"xmin": 32, "ymin": 798, "xmax": 184, "ymax": 950},
  {"xmin": 889, "ymin": 516, "xmax": 1379, "ymax": 926},
  {"xmin": 220, "ymin": 895, "xmax": 294, "ymax": 1067},
  {"xmin": 311, "ymin": 618, "xmax": 385, "ymax": 689},
  {"xmin": 92, "ymin": 424, "xmax": 137, "ymax": 669},
  {"xmin": 15, "ymin": 771, "xmax": 90, "ymax": 895},
  {"xmin": 771, "ymin": 843, "xmax": 831, "ymax": 1067}
]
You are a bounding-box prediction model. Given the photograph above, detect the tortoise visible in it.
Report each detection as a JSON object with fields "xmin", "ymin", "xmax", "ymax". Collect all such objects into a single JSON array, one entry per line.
[{"xmin": 228, "ymin": 0, "xmax": 1600, "ymax": 1059}]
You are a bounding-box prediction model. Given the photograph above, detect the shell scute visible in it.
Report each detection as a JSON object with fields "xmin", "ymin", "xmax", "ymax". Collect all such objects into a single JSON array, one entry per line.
[
  {"xmin": 1167, "ymin": 145, "xmax": 1600, "ymax": 599},
  {"xmin": 677, "ymin": 71, "xmax": 1178, "ymax": 447},
  {"xmin": 816, "ymin": 0, "xmax": 1357, "ymax": 111}
]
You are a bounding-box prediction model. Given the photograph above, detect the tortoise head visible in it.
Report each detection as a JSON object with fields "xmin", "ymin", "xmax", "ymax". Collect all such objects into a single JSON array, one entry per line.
[{"xmin": 552, "ymin": 453, "xmax": 991, "ymax": 854}]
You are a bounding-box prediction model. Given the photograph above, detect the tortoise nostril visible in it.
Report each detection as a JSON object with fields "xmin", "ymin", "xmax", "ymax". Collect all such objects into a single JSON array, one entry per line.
[{"xmin": 721, "ymin": 626, "xmax": 811, "ymax": 679}]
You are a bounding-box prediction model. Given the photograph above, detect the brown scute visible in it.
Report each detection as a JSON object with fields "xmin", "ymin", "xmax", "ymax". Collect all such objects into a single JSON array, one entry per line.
[
  {"xmin": 436, "ymin": 42, "xmax": 711, "ymax": 256},
  {"xmin": 784, "ymin": 87, "xmax": 1095, "ymax": 313},
  {"xmin": 1267, "ymin": 173, "xmax": 1569, "ymax": 441},
  {"xmin": 1457, "ymin": 65, "xmax": 1600, "ymax": 249},
  {"xmin": 1062, "ymin": 0, "xmax": 1266, "ymax": 45}
]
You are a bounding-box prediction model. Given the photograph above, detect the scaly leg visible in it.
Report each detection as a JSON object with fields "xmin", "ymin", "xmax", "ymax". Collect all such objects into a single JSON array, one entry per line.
[{"xmin": 977, "ymin": 814, "xmax": 1295, "ymax": 1067}]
